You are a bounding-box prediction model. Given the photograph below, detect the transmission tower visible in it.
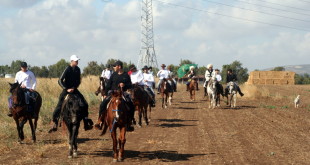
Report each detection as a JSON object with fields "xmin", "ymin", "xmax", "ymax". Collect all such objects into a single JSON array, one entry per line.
[{"xmin": 137, "ymin": 0, "xmax": 158, "ymax": 69}]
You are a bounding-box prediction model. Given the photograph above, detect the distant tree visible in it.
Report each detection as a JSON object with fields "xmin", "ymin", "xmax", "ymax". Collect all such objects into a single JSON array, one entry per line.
[
  {"xmin": 10, "ymin": 60, "xmax": 24, "ymax": 74},
  {"xmin": 83, "ymin": 61, "xmax": 102, "ymax": 76},
  {"xmin": 197, "ymin": 66, "xmax": 207, "ymax": 76},
  {"xmin": 48, "ymin": 59, "xmax": 69, "ymax": 78},
  {"xmin": 167, "ymin": 64, "xmax": 178, "ymax": 74},
  {"xmin": 271, "ymin": 66, "xmax": 285, "ymax": 71},
  {"xmin": 295, "ymin": 74, "xmax": 310, "ymax": 84},
  {"xmin": 179, "ymin": 59, "xmax": 195, "ymax": 66},
  {"xmin": 30, "ymin": 66, "xmax": 49, "ymax": 77},
  {"xmin": 221, "ymin": 61, "xmax": 249, "ymax": 84}
]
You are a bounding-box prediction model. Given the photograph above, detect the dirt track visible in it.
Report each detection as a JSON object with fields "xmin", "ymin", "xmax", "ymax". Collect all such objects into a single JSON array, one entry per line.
[{"xmin": 1, "ymin": 85, "xmax": 310, "ymax": 164}]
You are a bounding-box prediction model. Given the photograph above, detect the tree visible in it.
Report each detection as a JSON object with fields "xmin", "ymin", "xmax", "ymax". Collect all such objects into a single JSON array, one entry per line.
[
  {"xmin": 179, "ymin": 59, "xmax": 195, "ymax": 66},
  {"xmin": 221, "ymin": 61, "xmax": 249, "ymax": 84},
  {"xmin": 30, "ymin": 66, "xmax": 49, "ymax": 77},
  {"xmin": 10, "ymin": 60, "xmax": 24, "ymax": 74},
  {"xmin": 167, "ymin": 64, "xmax": 178, "ymax": 74},
  {"xmin": 271, "ymin": 66, "xmax": 285, "ymax": 71},
  {"xmin": 48, "ymin": 59, "xmax": 69, "ymax": 78},
  {"xmin": 83, "ymin": 61, "xmax": 102, "ymax": 76},
  {"xmin": 197, "ymin": 66, "xmax": 207, "ymax": 76}
]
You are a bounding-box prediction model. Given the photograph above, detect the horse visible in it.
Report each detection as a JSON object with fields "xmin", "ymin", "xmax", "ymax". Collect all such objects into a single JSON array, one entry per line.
[
  {"xmin": 128, "ymin": 84, "xmax": 150, "ymax": 127},
  {"xmin": 207, "ymin": 78, "xmax": 218, "ymax": 109},
  {"xmin": 100, "ymin": 90, "xmax": 129, "ymax": 162},
  {"xmin": 59, "ymin": 93, "xmax": 84, "ymax": 158},
  {"xmin": 227, "ymin": 81, "xmax": 237, "ymax": 108},
  {"xmin": 189, "ymin": 78, "xmax": 198, "ymax": 101},
  {"xmin": 95, "ymin": 77, "xmax": 106, "ymax": 101},
  {"xmin": 9, "ymin": 82, "xmax": 42, "ymax": 143},
  {"xmin": 159, "ymin": 78, "xmax": 172, "ymax": 109}
]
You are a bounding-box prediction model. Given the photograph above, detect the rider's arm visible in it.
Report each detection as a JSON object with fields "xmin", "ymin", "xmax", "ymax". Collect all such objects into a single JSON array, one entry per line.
[
  {"xmin": 29, "ymin": 71, "xmax": 37, "ymax": 90},
  {"xmin": 58, "ymin": 66, "xmax": 69, "ymax": 90},
  {"xmin": 123, "ymin": 73, "xmax": 132, "ymax": 91}
]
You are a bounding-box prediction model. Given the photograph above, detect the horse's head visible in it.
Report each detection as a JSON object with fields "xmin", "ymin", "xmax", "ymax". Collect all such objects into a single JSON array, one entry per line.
[
  {"xmin": 110, "ymin": 90, "xmax": 126, "ymax": 122},
  {"xmin": 228, "ymin": 81, "xmax": 236, "ymax": 94},
  {"xmin": 9, "ymin": 82, "xmax": 25, "ymax": 108},
  {"xmin": 63, "ymin": 94, "xmax": 81, "ymax": 124},
  {"xmin": 208, "ymin": 78, "xmax": 217, "ymax": 89}
]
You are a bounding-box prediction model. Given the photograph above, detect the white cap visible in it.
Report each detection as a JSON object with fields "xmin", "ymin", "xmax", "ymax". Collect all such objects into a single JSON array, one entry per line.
[
  {"xmin": 70, "ymin": 55, "xmax": 80, "ymax": 61},
  {"xmin": 207, "ymin": 64, "xmax": 213, "ymax": 69}
]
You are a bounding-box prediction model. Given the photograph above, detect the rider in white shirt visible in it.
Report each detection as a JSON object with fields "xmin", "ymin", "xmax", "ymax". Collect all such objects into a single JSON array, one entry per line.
[
  {"xmin": 204, "ymin": 64, "xmax": 216, "ymax": 96},
  {"xmin": 130, "ymin": 65, "xmax": 144, "ymax": 86},
  {"xmin": 156, "ymin": 64, "xmax": 169, "ymax": 94},
  {"xmin": 8, "ymin": 62, "xmax": 37, "ymax": 117},
  {"xmin": 214, "ymin": 68, "xmax": 224, "ymax": 96},
  {"xmin": 101, "ymin": 66, "xmax": 112, "ymax": 80},
  {"xmin": 142, "ymin": 66, "xmax": 156, "ymax": 107}
]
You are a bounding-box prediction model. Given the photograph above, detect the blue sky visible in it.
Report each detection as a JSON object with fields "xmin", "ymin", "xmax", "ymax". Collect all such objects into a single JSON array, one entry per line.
[{"xmin": 0, "ymin": 0, "xmax": 309, "ymax": 71}]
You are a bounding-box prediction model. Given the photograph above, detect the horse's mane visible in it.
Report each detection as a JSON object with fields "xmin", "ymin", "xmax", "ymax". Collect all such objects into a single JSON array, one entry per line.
[{"xmin": 9, "ymin": 82, "xmax": 20, "ymax": 93}]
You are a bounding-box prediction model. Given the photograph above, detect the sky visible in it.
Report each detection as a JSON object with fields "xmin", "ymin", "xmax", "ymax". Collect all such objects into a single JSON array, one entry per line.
[{"xmin": 0, "ymin": 0, "xmax": 309, "ymax": 71}]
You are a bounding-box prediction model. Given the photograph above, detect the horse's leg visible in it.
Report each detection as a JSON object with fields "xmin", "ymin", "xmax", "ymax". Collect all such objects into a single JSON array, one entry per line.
[
  {"xmin": 28, "ymin": 118, "xmax": 36, "ymax": 143},
  {"xmin": 73, "ymin": 123, "xmax": 80, "ymax": 158},
  {"xmin": 111, "ymin": 130, "xmax": 118, "ymax": 162},
  {"xmin": 148, "ymin": 104, "xmax": 152, "ymax": 122},
  {"xmin": 68, "ymin": 124, "xmax": 74, "ymax": 159},
  {"xmin": 143, "ymin": 104, "xmax": 149, "ymax": 125},
  {"xmin": 14, "ymin": 119, "xmax": 22, "ymax": 143},
  {"xmin": 234, "ymin": 94, "xmax": 237, "ymax": 108},
  {"xmin": 138, "ymin": 106, "xmax": 142, "ymax": 127},
  {"xmin": 19, "ymin": 119, "xmax": 27, "ymax": 142},
  {"xmin": 161, "ymin": 94, "xmax": 164, "ymax": 109},
  {"xmin": 169, "ymin": 92, "xmax": 172, "ymax": 105},
  {"xmin": 193, "ymin": 89, "xmax": 196, "ymax": 101},
  {"xmin": 118, "ymin": 127, "xmax": 126, "ymax": 162},
  {"xmin": 165, "ymin": 93, "xmax": 168, "ymax": 108}
]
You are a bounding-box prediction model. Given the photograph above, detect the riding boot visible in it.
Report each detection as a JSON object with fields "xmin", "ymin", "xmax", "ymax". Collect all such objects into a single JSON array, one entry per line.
[
  {"xmin": 83, "ymin": 118, "xmax": 93, "ymax": 131},
  {"xmin": 7, "ymin": 108, "xmax": 13, "ymax": 117},
  {"xmin": 126, "ymin": 102, "xmax": 135, "ymax": 132},
  {"xmin": 186, "ymin": 84, "xmax": 189, "ymax": 91},
  {"xmin": 204, "ymin": 87, "xmax": 207, "ymax": 96},
  {"xmin": 196, "ymin": 83, "xmax": 199, "ymax": 91},
  {"xmin": 48, "ymin": 120, "xmax": 58, "ymax": 133},
  {"xmin": 238, "ymin": 88, "xmax": 244, "ymax": 97}
]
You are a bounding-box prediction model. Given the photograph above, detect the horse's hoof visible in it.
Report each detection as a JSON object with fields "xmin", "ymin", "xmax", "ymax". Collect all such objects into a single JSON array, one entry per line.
[
  {"xmin": 138, "ymin": 124, "xmax": 142, "ymax": 128},
  {"xmin": 68, "ymin": 155, "xmax": 73, "ymax": 159},
  {"xmin": 73, "ymin": 151, "xmax": 78, "ymax": 158},
  {"xmin": 113, "ymin": 159, "xmax": 118, "ymax": 162},
  {"xmin": 118, "ymin": 157, "xmax": 124, "ymax": 162}
]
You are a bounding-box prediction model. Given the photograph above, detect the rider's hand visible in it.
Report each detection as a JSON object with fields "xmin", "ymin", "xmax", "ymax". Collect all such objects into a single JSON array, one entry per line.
[
  {"xmin": 29, "ymin": 89, "xmax": 34, "ymax": 92},
  {"xmin": 67, "ymin": 88, "xmax": 74, "ymax": 93},
  {"xmin": 119, "ymin": 83, "xmax": 125, "ymax": 88},
  {"xmin": 21, "ymin": 85, "xmax": 26, "ymax": 88}
]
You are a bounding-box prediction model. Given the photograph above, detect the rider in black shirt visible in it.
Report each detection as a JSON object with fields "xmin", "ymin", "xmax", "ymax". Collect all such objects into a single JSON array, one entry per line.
[
  {"xmin": 95, "ymin": 60, "xmax": 135, "ymax": 131},
  {"xmin": 225, "ymin": 69, "xmax": 244, "ymax": 97},
  {"xmin": 48, "ymin": 55, "xmax": 93, "ymax": 133}
]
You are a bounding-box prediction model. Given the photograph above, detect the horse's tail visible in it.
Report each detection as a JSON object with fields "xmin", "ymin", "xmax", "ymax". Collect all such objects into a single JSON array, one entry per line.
[{"xmin": 100, "ymin": 122, "xmax": 108, "ymax": 136}]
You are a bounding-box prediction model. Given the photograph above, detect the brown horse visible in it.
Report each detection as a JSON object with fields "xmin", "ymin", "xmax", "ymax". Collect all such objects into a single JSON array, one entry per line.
[
  {"xmin": 95, "ymin": 77, "xmax": 106, "ymax": 101},
  {"xmin": 189, "ymin": 78, "xmax": 198, "ymax": 101},
  {"xmin": 128, "ymin": 85, "xmax": 150, "ymax": 127},
  {"xmin": 100, "ymin": 90, "xmax": 129, "ymax": 162},
  {"xmin": 160, "ymin": 78, "xmax": 172, "ymax": 109},
  {"xmin": 9, "ymin": 82, "xmax": 42, "ymax": 143}
]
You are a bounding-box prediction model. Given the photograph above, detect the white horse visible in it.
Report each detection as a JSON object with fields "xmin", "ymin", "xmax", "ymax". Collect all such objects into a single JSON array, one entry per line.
[
  {"xmin": 207, "ymin": 78, "xmax": 218, "ymax": 109},
  {"xmin": 227, "ymin": 81, "xmax": 237, "ymax": 108}
]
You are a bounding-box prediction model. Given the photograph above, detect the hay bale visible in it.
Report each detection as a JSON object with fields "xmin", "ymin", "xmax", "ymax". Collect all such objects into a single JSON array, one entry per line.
[{"xmin": 246, "ymin": 71, "xmax": 295, "ymax": 85}]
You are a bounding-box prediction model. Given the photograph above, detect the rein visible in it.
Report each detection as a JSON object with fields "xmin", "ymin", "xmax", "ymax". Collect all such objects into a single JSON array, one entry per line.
[{"xmin": 110, "ymin": 109, "xmax": 123, "ymax": 133}]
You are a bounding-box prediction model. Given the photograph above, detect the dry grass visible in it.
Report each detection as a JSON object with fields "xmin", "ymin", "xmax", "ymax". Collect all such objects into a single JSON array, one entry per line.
[{"xmin": 0, "ymin": 76, "xmax": 101, "ymax": 147}]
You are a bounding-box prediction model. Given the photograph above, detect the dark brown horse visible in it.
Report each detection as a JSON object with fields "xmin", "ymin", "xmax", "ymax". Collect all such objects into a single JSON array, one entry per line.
[
  {"xmin": 189, "ymin": 78, "xmax": 198, "ymax": 101},
  {"xmin": 9, "ymin": 82, "xmax": 42, "ymax": 143},
  {"xmin": 95, "ymin": 77, "xmax": 106, "ymax": 101},
  {"xmin": 128, "ymin": 85, "xmax": 150, "ymax": 127},
  {"xmin": 100, "ymin": 90, "xmax": 129, "ymax": 162},
  {"xmin": 160, "ymin": 78, "xmax": 172, "ymax": 109},
  {"xmin": 59, "ymin": 93, "xmax": 84, "ymax": 159}
]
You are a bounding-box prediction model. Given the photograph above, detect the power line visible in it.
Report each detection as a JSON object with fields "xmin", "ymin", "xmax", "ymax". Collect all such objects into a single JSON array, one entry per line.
[
  {"xmin": 202, "ymin": 0, "xmax": 310, "ymax": 23},
  {"xmin": 234, "ymin": 0, "xmax": 310, "ymax": 17},
  {"xmin": 153, "ymin": 0, "xmax": 310, "ymax": 32},
  {"xmin": 252, "ymin": 0, "xmax": 310, "ymax": 11}
]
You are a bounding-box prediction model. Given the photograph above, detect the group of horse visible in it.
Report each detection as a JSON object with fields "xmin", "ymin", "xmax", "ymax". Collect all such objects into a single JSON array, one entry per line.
[
  {"xmin": 188, "ymin": 77, "xmax": 239, "ymax": 109},
  {"xmin": 7, "ymin": 76, "xmax": 238, "ymax": 162}
]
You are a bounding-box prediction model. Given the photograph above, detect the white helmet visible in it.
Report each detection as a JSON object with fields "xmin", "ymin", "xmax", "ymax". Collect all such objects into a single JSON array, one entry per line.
[{"xmin": 189, "ymin": 66, "xmax": 195, "ymax": 70}]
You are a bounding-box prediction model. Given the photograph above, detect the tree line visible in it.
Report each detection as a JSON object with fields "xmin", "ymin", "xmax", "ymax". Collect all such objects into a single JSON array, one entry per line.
[{"xmin": 0, "ymin": 59, "xmax": 249, "ymax": 83}]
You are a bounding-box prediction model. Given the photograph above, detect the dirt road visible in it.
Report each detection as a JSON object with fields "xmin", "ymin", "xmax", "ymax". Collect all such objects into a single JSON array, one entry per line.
[{"xmin": 1, "ymin": 85, "xmax": 310, "ymax": 164}]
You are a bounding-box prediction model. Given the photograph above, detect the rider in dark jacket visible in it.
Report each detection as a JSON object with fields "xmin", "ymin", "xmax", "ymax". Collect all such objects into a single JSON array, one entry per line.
[
  {"xmin": 225, "ymin": 69, "xmax": 244, "ymax": 97},
  {"xmin": 95, "ymin": 60, "xmax": 135, "ymax": 131},
  {"xmin": 48, "ymin": 55, "xmax": 93, "ymax": 133}
]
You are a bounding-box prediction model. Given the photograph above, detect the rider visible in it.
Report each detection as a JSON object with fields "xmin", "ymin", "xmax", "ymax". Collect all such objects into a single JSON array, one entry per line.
[
  {"xmin": 156, "ymin": 64, "xmax": 169, "ymax": 94},
  {"xmin": 129, "ymin": 65, "xmax": 144, "ymax": 86},
  {"xmin": 95, "ymin": 65, "xmax": 112, "ymax": 95},
  {"xmin": 142, "ymin": 66, "xmax": 156, "ymax": 107},
  {"xmin": 204, "ymin": 64, "xmax": 215, "ymax": 94},
  {"xmin": 225, "ymin": 69, "xmax": 244, "ymax": 97},
  {"xmin": 95, "ymin": 60, "xmax": 135, "ymax": 131},
  {"xmin": 214, "ymin": 69, "xmax": 224, "ymax": 96},
  {"xmin": 8, "ymin": 62, "xmax": 37, "ymax": 117},
  {"xmin": 48, "ymin": 55, "xmax": 93, "ymax": 133},
  {"xmin": 167, "ymin": 66, "xmax": 177, "ymax": 92},
  {"xmin": 185, "ymin": 66, "xmax": 199, "ymax": 91}
]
